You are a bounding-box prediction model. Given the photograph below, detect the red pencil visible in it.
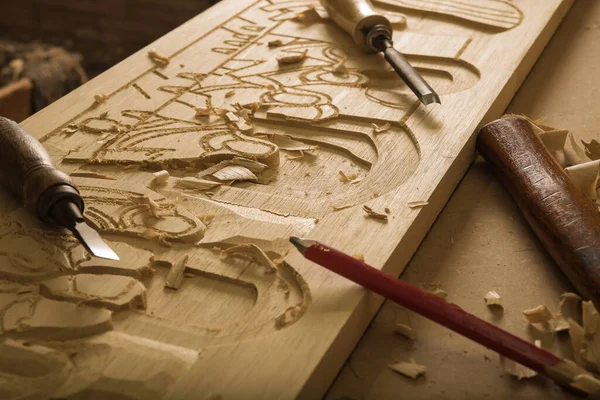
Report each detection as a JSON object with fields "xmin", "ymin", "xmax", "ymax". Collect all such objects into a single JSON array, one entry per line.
[{"xmin": 290, "ymin": 237, "xmax": 599, "ymax": 395}]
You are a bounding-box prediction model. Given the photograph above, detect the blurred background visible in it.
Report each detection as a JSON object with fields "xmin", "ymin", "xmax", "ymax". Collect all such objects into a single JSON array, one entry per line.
[{"xmin": 0, "ymin": 0, "xmax": 220, "ymax": 121}]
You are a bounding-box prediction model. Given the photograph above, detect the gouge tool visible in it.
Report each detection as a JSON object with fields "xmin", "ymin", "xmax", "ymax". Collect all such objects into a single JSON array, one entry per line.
[
  {"xmin": 0, "ymin": 117, "xmax": 119, "ymax": 261},
  {"xmin": 320, "ymin": 0, "xmax": 440, "ymax": 105}
]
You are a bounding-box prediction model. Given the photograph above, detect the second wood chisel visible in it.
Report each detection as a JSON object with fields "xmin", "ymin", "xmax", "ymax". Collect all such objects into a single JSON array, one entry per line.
[
  {"xmin": 320, "ymin": 0, "xmax": 440, "ymax": 105},
  {"xmin": 0, "ymin": 117, "xmax": 119, "ymax": 260}
]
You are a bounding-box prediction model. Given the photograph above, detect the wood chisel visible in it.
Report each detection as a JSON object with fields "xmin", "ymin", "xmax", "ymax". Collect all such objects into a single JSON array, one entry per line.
[
  {"xmin": 478, "ymin": 116, "xmax": 600, "ymax": 310},
  {"xmin": 0, "ymin": 117, "xmax": 119, "ymax": 261},
  {"xmin": 319, "ymin": 0, "xmax": 440, "ymax": 105}
]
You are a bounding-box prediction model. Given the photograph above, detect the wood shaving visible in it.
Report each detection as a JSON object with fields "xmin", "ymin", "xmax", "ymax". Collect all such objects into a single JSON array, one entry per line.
[
  {"xmin": 583, "ymin": 139, "xmax": 600, "ymax": 161},
  {"xmin": 63, "ymin": 123, "xmax": 79, "ymax": 135},
  {"xmin": 372, "ymin": 122, "xmax": 391, "ymax": 134},
  {"xmin": 554, "ymin": 292, "xmax": 582, "ymax": 332},
  {"xmin": 196, "ymin": 108, "xmax": 212, "ymax": 117},
  {"xmin": 408, "ymin": 201, "xmax": 428, "ymax": 209},
  {"xmin": 330, "ymin": 57, "xmax": 348, "ymax": 76},
  {"xmin": 338, "ymin": 170, "xmax": 358, "ymax": 184},
  {"xmin": 231, "ymin": 157, "xmax": 268, "ymax": 173},
  {"xmin": 569, "ymin": 318, "xmax": 585, "ymax": 365},
  {"xmin": 212, "ymin": 165, "xmax": 257, "ymax": 182},
  {"xmin": 292, "ymin": 7, "xmax": 322, "ymax": 23},
  {"xmin": 522, "ymin": 305, "xmax": 553, "ymax": 324},
  {"xmin": 175, "ymin": 177, "xmax": 222, "ymax": 190},
  {"xmin": 268, "ymin": 39, "xmax": 283, "ymax": 48},
  {"xmin": 565, "ymin": 160, "xmax": 600, "ymax": 201},
  {"xmin": 394, "ymin": 323, "xmax": 416, "ymax": 340},
  {"xmin": 333, "ymin": 204, "xmax": 352, "ymax": 211},
  {"xmin": 151, "ymin": 170, "xmax": 170, "ymax": 186},
  {"xmin": 271, "ymin": 135, "xmax": 317, "ymax": 152},
  {"xmin": 389, "ymin": 361, "xmax": 426, "ymax": 379},
  {"xmin": 566, "ymin": 133, "xmax": 591, "ymax": 166},
  {"xmin": 235, "ymin": 119, "xmax": 253, "ymax": 132},
  {"xmin": 484, "ymin": 291, "xmax": 503, "ymax": 308},
  {"xmin": 276, "ymin": 49, "xmax": 307, "ymax": 64},
  {"xmin": 70, "ymin": 172, "xmax": 116, "ymax": 180},
  {"xmin": 225, "ymin": 90, "xmax": 236, "ymax": 98},
  {"xmin": 422, "ymin": 282, "xmax": 448, "ymax": 300},
  {"xmin": 148, "ymin": 49, "xmax": 170, "ymax": 65},
  {"xmin": 363, "ymin": 205, "xmax": 388, "ymax": 221},
  {"xmin": 165, "ymin": 256, "xmax": 188, "ymax": 290},
  {"xmin": 225, "ymin": 112, "xmax": 240, "ymax": 123},
  {"xmin": 94, "ymin": 94, "xmax": 107, "ymax": 104},
  {"xmin": 352, "ymin": 253, "xmax": 364, "ymax": 261}
]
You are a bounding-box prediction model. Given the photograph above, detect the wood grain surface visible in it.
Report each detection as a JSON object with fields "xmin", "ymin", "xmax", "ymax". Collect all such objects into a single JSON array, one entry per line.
[{"xmin": 0, "ymin": 0, "xmax": 573, "ymax": 398}]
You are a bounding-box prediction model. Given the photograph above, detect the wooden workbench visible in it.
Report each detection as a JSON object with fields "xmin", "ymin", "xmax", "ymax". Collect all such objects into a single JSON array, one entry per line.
[{"xmin": 327, "ymin": 1, "xmax": 600, "ymax": 398}]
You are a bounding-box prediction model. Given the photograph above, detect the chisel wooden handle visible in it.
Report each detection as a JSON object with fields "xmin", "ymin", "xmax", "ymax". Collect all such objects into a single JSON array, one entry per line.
[
  {"xmin": 320, "ymin": 0, "xmax": 392, "ymax": 52},
  {"xmin": 477, "ymin": 116, "xmax": 600, "ymax": 309},
  {"xmin": 0, "ymin": 117, "xmax": 83, "ymax": 224}
]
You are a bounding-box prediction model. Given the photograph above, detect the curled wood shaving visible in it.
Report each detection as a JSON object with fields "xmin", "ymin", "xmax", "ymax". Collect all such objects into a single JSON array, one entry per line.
[
  {"xmin": 394, "ymin": 323, "xmax": 416, "ymax": 340},
  {"xmin": 224, "ymin": 244, "xmax": 278, "ymax": 273},
  {"xmin": 522, "ymin": 305, "xmax": 553, "ymax": 324},
  {"xmin": 63, "ymin": 123, "xmax": 79, "ymax": 135},
  {"xmin": 148, "ymin": 49, "xmax": 170, "ymax": 65},
  {"xmin": 363, "ymin": 205, "xmax": 388, "ymax": 221},
  {"xmin": 407, "ymin": 201, "xmax": 428, "ymax": 209},
  {"xmin": 484, "ymin": 291, "xmax": 503, "ymax": 308},
  {"xmin": 94, "ymin": 94, "xmax": 107, "ymax": 104},
  {"xmin": 566, "ymin": 133, "xmax": 591, "ymax": 166},
  {"xmin": 372, "ymin": 122, "xmax": 391, "ymax": 135},
  {"xmin": 554, "ymin": 292, "xmax": 582, "ymax": 333},
  {"xmin": 271, "ymin": 135, "xmax": 317, "ymax": 152},
  {"xmin": 212, "ymin": 165, "xmax": 257, "ymax": 182},
  {"xmin": 276, "ymin": 49, "xmax": 308, "ymax": 64},
  {"xmin": 231, "ymin": 157, "xmax": 268, "ymax": 173},
  {"xmin": 338, "ymin": 170, "xmax": 358, "ymax": 184},
  {"xmin": 389, "ymin": 361, "xmax": 426, "ymax": 379},
  {"xmin": 268, "ymin": 39, "xmax": 283, "ymax": 48},
  {"xmin": 422, "ymin": 282, "xmax": 448, "ymax": 300},
  {"xmin": 175, "ymin": 177, "xmax": 222, "ymax": 190},
  {"xmin": 330, "ymin": 57, "xmax": 348, "ymax": 76},
  {"xmin": 333, "ymin": 204, "xmax": 352, "ymax": 211},
  {"xmin": 500, "ymin": 340, "xmax": 540, "ymax": 379},
  {"xmin": 151, "ymin": 170, "xmax": 170, "ymax": 186},
  {"xmin": 569, "ymin": 318, "xmax": 585, "ymax": 366},
  {"xmin": 225, "ymin": 90, "xmax": 236, "ymax": 98},
  {"xmin": 565, "ymin": 160, "xmax": 600, "ymax": 201}
]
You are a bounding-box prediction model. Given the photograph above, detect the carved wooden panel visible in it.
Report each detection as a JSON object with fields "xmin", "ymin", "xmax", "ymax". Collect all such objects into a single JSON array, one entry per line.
[{"xmin": 0, "ymin": 0, "xmax": 572, "ymax": 398}]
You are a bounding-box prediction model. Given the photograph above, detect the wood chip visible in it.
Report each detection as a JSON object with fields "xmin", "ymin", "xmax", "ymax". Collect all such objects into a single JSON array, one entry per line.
[
  {"xmin": 331, "ymin": 57, "xmax": 348, "ymax": 76},
  {"xmin": 165, "ymin": 256, "xmax": 188, "ymax": 290},
  {"xmin": 565, "ymin": 160, "xmax": 600, "ymax": 201},
  {"xmin": 389, "ymin": 361, "xmax": 426, "ymax": 379},
  {"xmin": 225, "ymin": 90, "xmax": 236, "ymax": 98},
  {"xmin": 352, "ymin": 253, "xmax": 364, "ymax": 261},
  {"xmin": 363, "ymin": 205, "xmax": 388, "ymax": 221},
  {"xmin": 569, "ymin": 318, "xmax": 585, "ymax": 365},
  {"xmin": 235, "ymin": 119, "xmax": 253, "ymax": 132},
  {"xmin": 94, "ymin": 94, "xmax": 107, "ymax": 104},
  {"xmin": 333, "ymin": 204, "xmax": 352, "ymax": 211},
  {"xmin": 276, "ymin": 49, "xmax": 307, "ymax": 64},
  {"xmin": 225, "ymin": 112, "xmax": 240, "ymax": 123},
  {"xmin": 422, "ymin": 282, "xmax": 448, "ymax": 300},
  {"xmin": 484, "ymin": 291, "xmax": 503, "ymax": 308},
  {"xmin": 175, "ymin": 177, "xmax": 222, "ymax": 190},
  {"xmin": 554, "ymin": 292, "xmax": 582, "ymax": 332},
  {"xmin": 151, "ymin": 170, "xmax": 170, "ymax": 186},
  {"xmin": 338, "ymin": 170, "xmax": 358, "ymax": 184},
  {"xmin": 148, "ymin": 49, "xmax": 170, "ymax": 65},
  {"xmin": 407, "ymin": 201, "xmax": 428, "ymax": 209},
  {"xmin": 212, "ymin": 165, "xmax": 257, "ymax": 182},
  {"xmin": 268, "ymin": 39, "xmax": 283, "ymax": 48},
  {"xmin": 271, "ymin": 135, "xmax": 317, "ymax": 152},
  {"xmin": 394, "ymin": 323, "xmax": 416, "ymax": 340},
  {"xmin": 372, "ymin": 122, "xmax": 391, "ymax": 134},
  {"xmin": 522, "ymin": 305, "xmax": 553, "ymax": 324}
]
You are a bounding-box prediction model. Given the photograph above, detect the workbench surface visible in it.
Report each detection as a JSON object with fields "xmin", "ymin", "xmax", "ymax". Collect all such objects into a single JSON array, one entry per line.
[{"xmin": 327, "ymin": 1, "xmax": 600, "ymax": 398}]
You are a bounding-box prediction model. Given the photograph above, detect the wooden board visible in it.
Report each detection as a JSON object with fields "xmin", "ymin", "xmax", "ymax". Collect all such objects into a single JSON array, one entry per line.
[{"xmin": 0, "ymin": 0, "xmax": 573, "ymax": 398}]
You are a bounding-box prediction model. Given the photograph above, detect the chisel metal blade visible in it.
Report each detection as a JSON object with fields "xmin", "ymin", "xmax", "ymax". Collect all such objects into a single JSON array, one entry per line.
[{"xmin": 71, "ymin": 221, "xmax": 119, "ymax": 260}]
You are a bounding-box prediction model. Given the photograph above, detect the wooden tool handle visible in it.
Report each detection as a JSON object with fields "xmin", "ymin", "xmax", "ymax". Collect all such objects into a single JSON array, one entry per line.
[
  {"xmin": 0, "ymin": 117, "xmax": 82, "ymax": 224},
  {"xmin": 477, "ymin": 116, "xmax": 600, "ymax": 309},
  {"xmin": 320, "ymin": 0, "xmax": 392, "ymax": 52}
]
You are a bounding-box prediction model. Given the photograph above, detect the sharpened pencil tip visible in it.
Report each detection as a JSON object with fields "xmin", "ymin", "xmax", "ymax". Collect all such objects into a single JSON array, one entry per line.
[{"xmin": 290, "ymin": 236, "xmax": 310, "ymax": 255}]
